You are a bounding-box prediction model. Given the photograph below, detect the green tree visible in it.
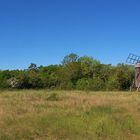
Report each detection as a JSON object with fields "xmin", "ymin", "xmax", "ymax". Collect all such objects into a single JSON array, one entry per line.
[
  {"xmin": 28, "ymin": 63, "xmax": 38, "ymax": 71},
  {"xmin": 62, "ymin": 53, "xmax": 79, "ymax": 65},
  {"xmin": 39, "ymin": 65, "xmax": 60, "ymax": 88},
  {"xmin": 114, "ymin": 64, "xmax": 134, "ymax": 90},
  {"xmin": 78, "ymin": 56, "xmax": 100, "ymax": 78},
  {"xmin": 59, "ymin": 62, "xmax": 81, "ymax": 89}
]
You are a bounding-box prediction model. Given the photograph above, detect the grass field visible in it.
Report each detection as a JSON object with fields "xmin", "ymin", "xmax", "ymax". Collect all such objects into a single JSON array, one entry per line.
[{"xmin": 0, "ymin": 90, "xmax": 140, "ymax": 140}]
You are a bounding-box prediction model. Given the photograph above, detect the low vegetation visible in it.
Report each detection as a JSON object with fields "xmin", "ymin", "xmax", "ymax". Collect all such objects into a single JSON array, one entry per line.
[{"xmin": 0, "ymin": 90, "xmax": 140, "ymax": 140}]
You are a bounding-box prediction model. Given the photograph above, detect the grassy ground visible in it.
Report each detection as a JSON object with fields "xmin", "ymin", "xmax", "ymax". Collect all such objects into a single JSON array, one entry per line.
[{"xmin": 0, "ymin": 90, "xmax": 140, "ymax": 140}]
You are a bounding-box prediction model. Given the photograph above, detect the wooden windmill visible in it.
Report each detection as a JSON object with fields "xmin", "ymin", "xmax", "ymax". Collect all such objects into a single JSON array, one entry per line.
[{"xmin": 126, "ymin": 53, "xmax": 140, "ymax": 91}]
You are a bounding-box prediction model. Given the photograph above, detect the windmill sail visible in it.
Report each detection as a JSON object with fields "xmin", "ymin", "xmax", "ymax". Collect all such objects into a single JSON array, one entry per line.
[{"xmin": 126, "ymin": 53, "xmax": 140, "ymax": 64}]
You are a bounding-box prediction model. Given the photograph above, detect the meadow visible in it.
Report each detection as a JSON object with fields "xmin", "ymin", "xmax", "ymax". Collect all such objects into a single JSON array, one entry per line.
[{"xmin": 0, "ymin": 90, "xmax": 140, "ymax": 140}]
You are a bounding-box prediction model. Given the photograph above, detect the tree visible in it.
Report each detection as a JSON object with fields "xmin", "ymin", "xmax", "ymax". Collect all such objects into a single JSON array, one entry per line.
[
  {"xmin": 0, "ymin": 70, "xmax": 12, "ymax": 88},
  {"xmin": 62, "ymin": 53, "xmax": 79, "ymax": 65},
  {"xmin": 78, "ymin": 56, "xmax": 100, "ymax": 65},
  {"xmin": 39, "ymin": 65, "xmax": 60, "ymax": 88},
  {"xmin": 78, "ymin": 56, "xmax": 100, "ymax": 78},
  {"xmin": 17, "ymin": 72, "xmax": 30, "ymax": 89},
  {"xmin": 0, "ymin": 54, "xmax": 135, "ymax": 91},
  {"xmin": 114, "ymin": 64, "xmax": 134, "ymax": 90},
  {"xmin": 59, "ymin": 62, "xmax": 82, "ymax": 89},
  {"xmin": 28, "ymin": 63, "xmax": 38, "ymax": 71}
]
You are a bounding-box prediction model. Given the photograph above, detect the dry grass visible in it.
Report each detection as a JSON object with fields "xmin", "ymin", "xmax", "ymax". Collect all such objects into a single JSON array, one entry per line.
[{"xmin": 0, "ymin": 90, "xmax": 140, "ymax": 140}]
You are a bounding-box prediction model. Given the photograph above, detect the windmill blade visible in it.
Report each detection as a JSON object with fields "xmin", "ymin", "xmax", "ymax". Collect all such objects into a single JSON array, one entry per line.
[{"xmin": 126, "ymin": 53, "xmax": 140, "ymax": 64}]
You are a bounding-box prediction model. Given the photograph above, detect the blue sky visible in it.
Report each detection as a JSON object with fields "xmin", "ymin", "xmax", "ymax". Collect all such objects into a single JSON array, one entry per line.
[{"xmin": 0, "ymin": 0, "xmax": 140, "ymax": 69}]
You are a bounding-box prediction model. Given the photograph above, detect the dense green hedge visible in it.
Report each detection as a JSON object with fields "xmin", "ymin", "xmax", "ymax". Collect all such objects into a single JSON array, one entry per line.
[{"xmin": 0, "ymin": 53, "xmax": 134, "ymax": 91}]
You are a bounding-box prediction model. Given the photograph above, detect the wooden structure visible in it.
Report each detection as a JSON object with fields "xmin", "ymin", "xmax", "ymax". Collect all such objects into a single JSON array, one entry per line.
[
  {"xmin": 135, "ymin": 62, "xmax": 140, "ymax": 91},
  {"xmin": 126, "ymin": 53, "xmax": 140, "ymax": 91}
]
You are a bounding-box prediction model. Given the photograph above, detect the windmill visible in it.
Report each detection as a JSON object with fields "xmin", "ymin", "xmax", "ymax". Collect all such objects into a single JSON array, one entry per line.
[{"xmin": 126, "ymin": 53, "xmax": 140, "ymax": 91}]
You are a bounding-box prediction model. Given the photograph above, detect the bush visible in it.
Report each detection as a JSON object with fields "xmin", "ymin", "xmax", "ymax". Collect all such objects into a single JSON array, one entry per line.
[
  {"xmin": 76, "ymin": 78, "xmax": 89, "ymax": 90},
  {"xmin": 47, "ymin": 93, "xmax": 59, "ymax": 101},
  {"xmin": 76, "ymin": 77, "xmax": 105, "ymax": 91},
  {"xmin": 106, "ymin": 76, "xmax": 120, "ymax": 91},
  {"xmin": 59, "ymin": 81, "xmax": 74, "ymax": 90},
  {"xmin": 7, "ymin": 77, "xmax": 19, "ymax": 88},
  {"xmin": 89, "ymin": 77, "xmax": 105, "ymax": 91}
]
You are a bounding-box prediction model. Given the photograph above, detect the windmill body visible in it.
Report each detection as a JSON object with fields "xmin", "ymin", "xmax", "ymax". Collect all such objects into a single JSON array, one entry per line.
[
  {"xmin": 126, "ymin": 53, "xmax": 140, "ymax": 91},
  {"xmin": 135, "ymin": 62, "xmax": 140, "ymax": 88}
]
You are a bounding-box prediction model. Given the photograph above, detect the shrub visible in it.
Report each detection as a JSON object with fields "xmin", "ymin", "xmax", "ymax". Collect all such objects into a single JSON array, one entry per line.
[
  {"xmin": 76, "ymin": 77, "xmax": 105, "ymax": 91},
  {"xmin": 7, "ymin": 77, "xmax": 19, "ymax": 88},
  {"xmin": 47, "ymin": 93, "xmax": 59, "ymax": 101},
  {"xmin": 76, "ymin": 78, "xmax": 89, "ymax": 90}
]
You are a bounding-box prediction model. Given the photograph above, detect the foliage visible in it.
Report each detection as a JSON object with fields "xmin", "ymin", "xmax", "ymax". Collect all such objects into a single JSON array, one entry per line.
[
  {"xmin": 7, "ymin": 77, "xmax": 19, "ymax": 88},
  {"xmin": 76, "ymin": 78, "xmax": 90, "ymax": 90},
  {"xmin": 78, "ymin": 56, "xmax": 100, "ymax": 78},
  {"xmin": 62, "ymin": 53, "xmax": 79, "ymax": 65},
  {"xmin": 0, "ymin": 53, "xmax": 135, "ymax": 90}
]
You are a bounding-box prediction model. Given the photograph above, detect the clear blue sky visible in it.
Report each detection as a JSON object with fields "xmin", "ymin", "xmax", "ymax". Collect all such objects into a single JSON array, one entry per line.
[{"xmin": 0, "ymin": 0, "xmax": 140, "ymax": 70}]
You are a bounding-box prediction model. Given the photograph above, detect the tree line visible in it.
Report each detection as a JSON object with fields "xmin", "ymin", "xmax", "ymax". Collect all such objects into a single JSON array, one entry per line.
[{"xmin": 0, "ymin": 53, "xmax": 134, "ymax": 91}]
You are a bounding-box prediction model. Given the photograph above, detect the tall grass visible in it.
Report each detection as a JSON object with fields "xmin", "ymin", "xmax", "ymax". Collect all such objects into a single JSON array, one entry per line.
[{"xmin": 0, "ymin": 90, "xmax": 140, "ymax": 139}]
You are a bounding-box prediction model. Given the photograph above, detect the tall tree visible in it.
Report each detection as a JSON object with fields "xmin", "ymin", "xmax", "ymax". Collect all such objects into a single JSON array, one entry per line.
[{"xmin": 62, "ymin": 53, "xmax": 79, "ymax": 65}]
